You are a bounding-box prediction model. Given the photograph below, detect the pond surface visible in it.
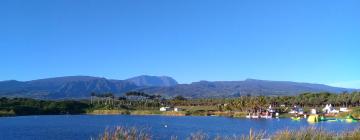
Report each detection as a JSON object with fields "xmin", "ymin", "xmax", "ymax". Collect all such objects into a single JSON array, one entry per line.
[{"xmin": 0, "ymin": 115, "xmax": 359, "ymax": 140}]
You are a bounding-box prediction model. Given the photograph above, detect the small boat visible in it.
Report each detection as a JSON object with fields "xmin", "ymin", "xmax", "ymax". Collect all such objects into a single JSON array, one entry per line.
[{"xmin": 291, "ymin": 117, "xmax": 301, "ymax": 121}]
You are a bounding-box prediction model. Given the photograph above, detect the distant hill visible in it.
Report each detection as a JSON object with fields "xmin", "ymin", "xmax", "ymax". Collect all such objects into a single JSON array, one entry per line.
[
  {"xmin": 0, "ymin": 76, "xmax": 139, "ymax": 99},
  {"xmin": 0, "ymin": 76, "xmax": 355, "ymax": 99},
  {"xmin": 125, "ymin": 75, "xmax": 178, "ymax": 87},
  {"xmin": 138, "ymin": 79, "xmax": 353, "ymax": 98}
]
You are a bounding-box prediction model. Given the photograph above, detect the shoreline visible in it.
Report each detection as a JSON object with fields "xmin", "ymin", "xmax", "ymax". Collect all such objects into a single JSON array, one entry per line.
[
  {"xmin": 0, "ymin": 111, "xmax": 356, "ymax": 121},
  {"xmin": 1, "ymin": 108, "xmax": 356, "ymax": 120}
]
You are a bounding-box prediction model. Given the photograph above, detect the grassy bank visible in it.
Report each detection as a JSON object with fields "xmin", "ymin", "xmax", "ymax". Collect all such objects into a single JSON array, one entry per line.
[
  {"xmin": 88, "ymin": 109, "xmax": 188, "ymax": 116},
  {"xmin": 97, "ymin": 127, "xmax": 360, "ymax": 140},
  {"xmin": 0, "ymin": 109, "xmax": 15, "ymax": 117},
  {"xmin": 88, "ymin": 110, "xmax": 130, "ymax": 115},
  {"xmin": 87, "ymin": 108, "xmax": 248, "ymax": 117},
  {"xmin": 88, "ymin": 107, "xmax": 360, "ymax": 119},
  {"xmin": 3, "ymin": 94, "xmax": 360, "ymax": 119},
  {"xmin": 131, "ymin": 110, "xmax": 187, "ymax": 116}
]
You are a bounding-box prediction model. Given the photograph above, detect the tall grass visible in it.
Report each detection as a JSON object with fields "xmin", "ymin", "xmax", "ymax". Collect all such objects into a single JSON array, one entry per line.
[
  {"xmin": 272, "ymin": 127, "xmax": 333, "ymax": 140},
  {"xmin": 97, "ymin": 127, "xmax": 151, "ymax": 140},
  {"xmin": 341, "ymin": 128, "xmax": 360, "ymax": 140},
  {"xmin": 97, "ymin": 127, "xmax": 360, "ymax": 140},
  {"xmin": 272, "ymin": 127, "xmax": 360, "ymax": 140}
]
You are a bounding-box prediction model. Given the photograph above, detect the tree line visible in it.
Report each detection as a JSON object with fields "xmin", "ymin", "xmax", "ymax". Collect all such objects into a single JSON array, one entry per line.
[
  {"xmin": 0, "ymin": 97, "xmax": 89, "ymax": 116},
  {"xmin": 1, "ymin": 91, "xmax": 360, "ymax": 116},
  {"xmin": 218, "ymin": 92, "xmax": 360, "ymax": 112}
]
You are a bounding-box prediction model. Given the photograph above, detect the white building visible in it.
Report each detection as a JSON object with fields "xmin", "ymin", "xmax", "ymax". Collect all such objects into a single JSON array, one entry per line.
[
  {"xmin": 322, "ymin": 104, "xmax": 339, "ymax": 114},
  {"xmin": 311, "ymin": 108, "xmax": 317, "ymax": 114},
  {"xmin": 340, "ymin": 107, "xmax": 349, "ymax": 112},
  {"xmin": 174, "ymin": 107, "xmax": 183, "ymax": 112},
  {"xmin": 289, "ymin": 106, "xmax": 304, "ymax": 114},
  {"xmin": 267, "ymin": 105, "xmax": 275, "ymax": 113},
  {"xmin": 160, "ymin": 107, "xmax": 172, "ymax": 112}
]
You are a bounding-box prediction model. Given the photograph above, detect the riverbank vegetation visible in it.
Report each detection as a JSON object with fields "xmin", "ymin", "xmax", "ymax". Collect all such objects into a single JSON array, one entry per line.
[
  {"xmin": 1, "ymin": 91, "xmax": 360, "ymax": 117},
  {"xmin": 98, "ymin": 127, "xmax": 360, "ymax": 140},
  {"xmin": 0, "ymin": 97, "xmax": 89, "ymax": 116}
]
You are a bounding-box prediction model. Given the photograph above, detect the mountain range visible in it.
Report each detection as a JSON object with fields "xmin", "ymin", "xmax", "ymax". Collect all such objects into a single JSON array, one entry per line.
[{"xmin": 0, "ymin": 75, "xmax": 355, "ymax": 99}]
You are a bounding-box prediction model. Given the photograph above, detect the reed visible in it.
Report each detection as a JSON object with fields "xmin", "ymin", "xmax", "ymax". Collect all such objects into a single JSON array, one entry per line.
[
  {"xmin": 98, "ymin": 127, "xmax": 151, "ymax": 140},
  {"xmin": 272, "ymin": 127, "xmax": 360, "ymax": 140},
  {"xmin": 98, "ymin": 127, "xmax": 360, "ymax": 140},
  {"xmin": 338, "ymin": 128, "xmax": 360, "ymax": 140},
  {"xmin": 271, "ymin": 127, "xmax": 333, "ymax": 140}
]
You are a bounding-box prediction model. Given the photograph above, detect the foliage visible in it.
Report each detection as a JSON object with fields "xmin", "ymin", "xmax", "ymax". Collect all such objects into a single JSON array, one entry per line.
[
  {"xmin": 221, "ymin": 92, "xmax": 360, "ymax": 112},
  {"xmin": 173, "ymin": 96, "xmax": 187, "ymax": 101},
  {"xmin": 0, "ymin": 97, "xmax": 89, "ymax": 116},
  {"xmin": 125, "ymin": 91, "xmax": 161, "ymax": 100},
  {"xmin": 91, "ymin": 92, "xmax": 115, "ymax": 98},
  {"xmin": 2, "ymin": 91, "xmax": 360, "ymax": 117}
]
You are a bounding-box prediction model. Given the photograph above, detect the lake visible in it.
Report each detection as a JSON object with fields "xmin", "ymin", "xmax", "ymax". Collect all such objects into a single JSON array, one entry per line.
[{"xmin": 0, "ymin": 115, "xmax": 359, "ymax": 140}]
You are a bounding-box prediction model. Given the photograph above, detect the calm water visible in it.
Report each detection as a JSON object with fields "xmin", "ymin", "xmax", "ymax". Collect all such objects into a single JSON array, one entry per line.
[{"xmin": 0, "ymin": 115, "xmax": 359, "ymax": 140}]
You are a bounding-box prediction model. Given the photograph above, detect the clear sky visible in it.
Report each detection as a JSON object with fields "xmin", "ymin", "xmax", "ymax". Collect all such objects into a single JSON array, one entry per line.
[{"xmin": 1, "ymin": 0, "xmax": 359, "ymax": 88}]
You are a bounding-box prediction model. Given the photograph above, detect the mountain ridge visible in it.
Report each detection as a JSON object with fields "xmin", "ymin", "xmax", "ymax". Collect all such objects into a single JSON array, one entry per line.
[
  {"xmin": 0, "ymin": 75, "xmax": 356, "ymax": 99},
  {"xmin": 139, "ymin": 79, "xmax": 352, "ymax": 98},
  {"xmin": 126, "ymin": 75, "xmax": 178, "ymax": 87}
]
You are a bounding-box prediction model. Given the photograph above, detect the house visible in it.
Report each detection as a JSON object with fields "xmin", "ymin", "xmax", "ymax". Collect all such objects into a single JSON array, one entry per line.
[
  {"xmin": 160, "ymin": 107, "xmax": 172, "ymax": 112},
  {"xmin": 267, "ymin": 105, "xmax": 275, "ymax": 113},
  {"xmin": 310, "ymin": 108, "xmax": 317, "ymax": 114},
  {"xmin": 340, "ymin": 107, "xmax": 349, "ymax": 112},
  {"xmin": 289, "ymin": 106, "xmax": 304, "ymax": 114},
  {"xmin": 322, "ymin": 104, "xmax": 339, "ymax": 114},
  {"xmin": 174, "ymin": 107, "xmax": 183, "ymax": 112}
]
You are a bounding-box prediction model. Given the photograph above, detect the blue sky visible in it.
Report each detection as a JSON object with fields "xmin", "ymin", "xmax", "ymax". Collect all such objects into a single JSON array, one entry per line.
[{"xmin": 1, "ymin": 0, "xmax": 359, "ymax": 88}]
